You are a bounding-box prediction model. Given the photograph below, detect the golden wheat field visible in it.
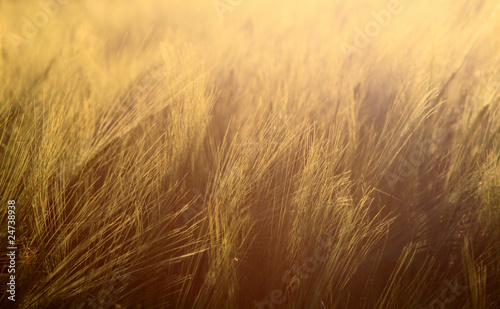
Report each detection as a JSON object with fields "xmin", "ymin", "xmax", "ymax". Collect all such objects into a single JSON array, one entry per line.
[{"xmin": 1, "ymin": 0, "xmax": 499, "ymax": 308}]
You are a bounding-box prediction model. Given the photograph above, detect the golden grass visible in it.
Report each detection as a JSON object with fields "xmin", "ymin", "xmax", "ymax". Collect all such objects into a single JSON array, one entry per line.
[{"xmin": 1, "ymin": 0, "xmax": 499, "ymax": 308}]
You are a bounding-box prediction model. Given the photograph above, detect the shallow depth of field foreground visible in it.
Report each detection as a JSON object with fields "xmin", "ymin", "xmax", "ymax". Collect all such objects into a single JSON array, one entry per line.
[{"xmin": 1, "ymin": 0, "xmax": 500, "ymax": 308}]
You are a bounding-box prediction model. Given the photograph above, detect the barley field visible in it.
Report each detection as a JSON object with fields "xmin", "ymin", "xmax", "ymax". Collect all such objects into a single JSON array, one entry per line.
[{"xmin": 1, "ymin": 0, "xmax": 499, "ymax": 308}]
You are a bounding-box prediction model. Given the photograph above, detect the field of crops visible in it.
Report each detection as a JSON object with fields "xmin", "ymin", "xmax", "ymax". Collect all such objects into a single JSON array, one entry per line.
[{"xmin": 1, "ymin": 0, "xmax": 499, "ymax": 308}]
